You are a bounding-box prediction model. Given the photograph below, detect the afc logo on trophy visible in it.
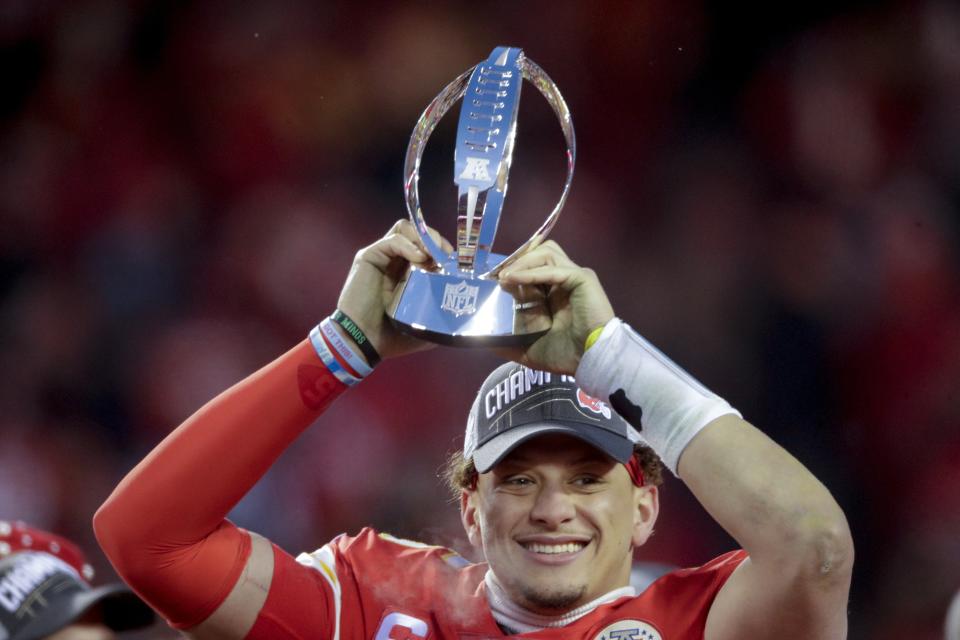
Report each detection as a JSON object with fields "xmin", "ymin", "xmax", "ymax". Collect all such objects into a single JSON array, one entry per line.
[
  {"xmin": 458, "ymin": 157, "xmax": 491, "ymax": 181},
  {"xmin": 441, "ymin": 281, "xmax": 480, "ymax": 316}
]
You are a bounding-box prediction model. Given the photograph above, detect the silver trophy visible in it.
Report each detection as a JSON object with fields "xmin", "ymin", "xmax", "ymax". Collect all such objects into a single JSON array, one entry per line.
[{"xmin": 387, "ymin": 46, "xmax": 576, "ymax": 347}]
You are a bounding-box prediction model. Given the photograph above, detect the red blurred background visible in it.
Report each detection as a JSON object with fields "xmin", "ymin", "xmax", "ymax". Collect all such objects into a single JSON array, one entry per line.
[{"xmin": 1, "ymin": 1, "xmax": 958, "ymax": 637}]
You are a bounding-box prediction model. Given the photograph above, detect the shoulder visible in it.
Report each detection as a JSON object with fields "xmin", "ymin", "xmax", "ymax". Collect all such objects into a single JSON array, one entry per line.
[
  {"xmin": 298, "ymin": 527, "xmax": 473, "ymax": 573},
  {"xmin": 669, "ymin": 550, "xmax": 748, "ymax": 581},
  {"xmin": 293, "ymin": 528, "xmax": 490, "ymax": 637},
  {"xmin": 295, "ymin": 527, "xmax": 481, "ymax": 604},
  {"xmin": 641, "ymin": 550, "xmax": 748, "ymax": 608},
  {"xmin": 584, "ymin": 550, "xmax": 748, "ymax": 637}
]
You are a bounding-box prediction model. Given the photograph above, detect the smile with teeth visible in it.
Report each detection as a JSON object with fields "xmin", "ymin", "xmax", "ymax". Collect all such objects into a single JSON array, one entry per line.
[{"xmin": 522, "ymin": 541, "xmax": 587, "ymax": 555}]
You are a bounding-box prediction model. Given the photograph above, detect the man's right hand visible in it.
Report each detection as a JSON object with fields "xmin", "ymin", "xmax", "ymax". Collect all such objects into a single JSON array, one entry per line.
[{"xmin": 336, "ymin": 219, "xmax": 453, "ymax": 361}]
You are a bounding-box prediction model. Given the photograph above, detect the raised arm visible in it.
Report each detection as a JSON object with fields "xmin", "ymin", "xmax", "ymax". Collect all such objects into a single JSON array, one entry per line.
[
  {"xmin": 681, "ymin": 414, "xmax": 851, "ymax": 639},
  {"xmin": 93, "ymin": 338, "xmax": 339, "ymax": 636},
  {"xmin": 498, "ymin": 241, "xmax": 853, "ymax": 639},
  {"xmin": 93, "ymin": 220, "xmax": 445, "ymax": 639}
]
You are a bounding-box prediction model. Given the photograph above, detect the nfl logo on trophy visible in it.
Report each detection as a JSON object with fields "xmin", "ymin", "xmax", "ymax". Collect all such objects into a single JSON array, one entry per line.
[
  {"xmin": 441, "ymin": 281, "xmax": 480, "ymax": 317},
  {"xmin": 386, "ymin": 45, "xmax": 576, "ymax": 347}
]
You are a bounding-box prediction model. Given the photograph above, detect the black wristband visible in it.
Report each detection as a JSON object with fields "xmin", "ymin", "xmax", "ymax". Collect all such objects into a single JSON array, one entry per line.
[{"xmin": 331, "ymin": 310, "xmax": 382, "ymax": 367}]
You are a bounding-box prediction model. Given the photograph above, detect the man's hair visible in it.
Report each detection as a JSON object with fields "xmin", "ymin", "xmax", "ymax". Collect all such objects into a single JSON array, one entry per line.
[{"xmin": 442, "ymin": 443, "xmax": 665, "ymax": 500}]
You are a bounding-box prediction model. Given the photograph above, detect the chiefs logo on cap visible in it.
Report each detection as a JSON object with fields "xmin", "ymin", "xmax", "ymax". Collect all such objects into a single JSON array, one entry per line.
[{"xmin": 576, "ymin": 389, "xmax": 612, "ymax": 419}]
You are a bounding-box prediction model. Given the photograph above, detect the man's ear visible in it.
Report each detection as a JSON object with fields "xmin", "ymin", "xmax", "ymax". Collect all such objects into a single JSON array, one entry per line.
[
  {"xmin": 460, "ymin": 489, "xmax": 483, "ymax": 548},
  {"xmin": 631, "ymin": 485, "xmax": 660, "ymax": 548}
]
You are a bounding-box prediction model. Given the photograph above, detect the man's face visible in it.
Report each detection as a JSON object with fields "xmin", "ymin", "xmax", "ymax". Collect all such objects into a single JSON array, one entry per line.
[{"xmin": 462, "ymin": 434, "xmax": 658, "ymax": 614}]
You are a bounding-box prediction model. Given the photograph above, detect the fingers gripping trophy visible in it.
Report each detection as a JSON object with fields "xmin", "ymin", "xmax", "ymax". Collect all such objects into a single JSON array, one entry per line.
[{"xmin": 386, "ymin": 46, "xmax": 576, "ymax": 347}]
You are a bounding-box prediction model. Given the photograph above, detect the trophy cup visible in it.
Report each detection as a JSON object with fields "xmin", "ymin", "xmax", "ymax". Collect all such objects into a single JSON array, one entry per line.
[{"xmin": 386, "ymin": 46, "xmax": 576, "ymax": 347}]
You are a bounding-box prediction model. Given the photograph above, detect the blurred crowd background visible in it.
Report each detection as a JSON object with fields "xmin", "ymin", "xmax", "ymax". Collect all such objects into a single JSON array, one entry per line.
[{"xmin": 1, "ymin": 1, "xmax": 958, "ymax": 637}]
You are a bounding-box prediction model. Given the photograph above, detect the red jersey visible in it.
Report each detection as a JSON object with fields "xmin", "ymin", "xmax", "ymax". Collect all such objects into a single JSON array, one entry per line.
[{"xmin": 247, "ymin": 528, "xmax": 746, "ymax": 640}]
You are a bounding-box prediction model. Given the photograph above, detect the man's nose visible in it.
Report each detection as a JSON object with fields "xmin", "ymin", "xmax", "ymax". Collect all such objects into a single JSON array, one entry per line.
[{"xmin": 529, "ymin": 484, "xmax": 577, "ymax": 528}]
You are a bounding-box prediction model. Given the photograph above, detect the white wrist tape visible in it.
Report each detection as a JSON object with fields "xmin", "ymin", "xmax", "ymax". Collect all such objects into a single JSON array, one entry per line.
[{"xmin": 575, "ymin": 318, "xmax": 741, "ymax": 475}]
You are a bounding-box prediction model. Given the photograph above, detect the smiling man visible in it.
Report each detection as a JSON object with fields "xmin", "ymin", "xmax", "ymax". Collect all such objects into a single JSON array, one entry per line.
[
  {"xmin": 94, "ymin": 220, "xmax": 853, "ymax": 639},
  {"xmin": 436, "ymin": 365, "xmax": 741, "ymax": 636},
  {"xmin": 456, "ymin": 368, "xmax": 665, "ymax": 615}
]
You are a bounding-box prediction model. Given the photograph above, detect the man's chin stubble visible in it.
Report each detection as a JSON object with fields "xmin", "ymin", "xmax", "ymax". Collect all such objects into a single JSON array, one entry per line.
[{"xmin": 520, "ymin": 584, "xmax": 587, "ymax": 612}]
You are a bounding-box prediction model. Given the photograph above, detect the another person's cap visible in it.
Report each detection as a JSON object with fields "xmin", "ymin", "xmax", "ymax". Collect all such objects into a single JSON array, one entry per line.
[
  {"xmin": 0, "ymin": 520, "xmax": 155, "ymax": 640},
  {"xmin": 464, "ymin": 362, "xmax": 643, "ymax": 474},
  {"xmin": 947, "ymin": 587, "xmax": 960, "ymax": 640}
]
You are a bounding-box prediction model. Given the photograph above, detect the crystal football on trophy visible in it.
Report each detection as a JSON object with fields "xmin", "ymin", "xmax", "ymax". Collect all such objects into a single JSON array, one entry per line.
[{"xmin": 386, "ymin": 46, "xmax": 576, "ymax": 347}]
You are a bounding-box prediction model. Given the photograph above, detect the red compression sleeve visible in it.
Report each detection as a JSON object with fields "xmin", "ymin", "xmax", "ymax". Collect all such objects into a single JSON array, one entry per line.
[{"xmin": 94, "ymin": 339, "xmax": 345, "ymax": 628}]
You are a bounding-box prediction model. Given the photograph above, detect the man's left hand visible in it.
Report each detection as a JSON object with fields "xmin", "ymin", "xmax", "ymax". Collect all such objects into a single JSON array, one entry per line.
[{"xmin": 497, "ymin": 240, "xmax": 614, "ymax": 375}]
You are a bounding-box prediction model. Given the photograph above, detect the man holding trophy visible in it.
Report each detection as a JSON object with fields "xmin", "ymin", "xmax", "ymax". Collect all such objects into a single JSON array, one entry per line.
[{"xmin": 94, "ymin": 48, "xmax": 852, "ymax": 639}]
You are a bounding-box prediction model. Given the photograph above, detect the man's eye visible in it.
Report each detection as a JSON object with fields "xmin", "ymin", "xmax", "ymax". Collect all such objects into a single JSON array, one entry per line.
[
  {"xmin": 573, "ymin": 476, "xmax": 602, "ymax": 486},
  {"xmin": 504, "ymin": 477, "xmax": 533, "ymax": 487}
]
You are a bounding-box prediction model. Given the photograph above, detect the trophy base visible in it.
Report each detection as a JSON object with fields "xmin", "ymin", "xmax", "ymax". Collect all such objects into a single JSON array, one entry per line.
[{"xmin": 386, "ymin": 260, "xmax": 551, "ymax": 348}]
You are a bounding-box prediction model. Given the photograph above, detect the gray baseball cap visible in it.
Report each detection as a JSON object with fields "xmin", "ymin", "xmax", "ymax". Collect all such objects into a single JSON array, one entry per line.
[
  {"xmin": 0, "ymin": 521, "xmax": 155, "ymax": 640},
  {"xmin": 464, "ymin": 362, "xmax": 642, "ymax": 473}
]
